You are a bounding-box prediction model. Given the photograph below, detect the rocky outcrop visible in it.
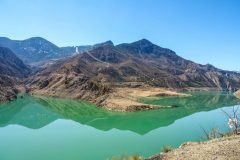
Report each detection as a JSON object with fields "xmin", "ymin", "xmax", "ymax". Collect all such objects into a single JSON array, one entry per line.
[
  {"xmin": 0, "ymin": 75, "xmax": 18, "ymax": 102},
  {"xmin": 27, "ymin": 73, "xmax": 110, "ymax": 106}
]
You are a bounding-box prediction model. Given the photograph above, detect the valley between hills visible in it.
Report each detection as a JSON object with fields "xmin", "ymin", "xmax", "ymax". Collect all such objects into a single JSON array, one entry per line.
[{"xmin": 0, "ymin": 37, "xmax": 240, "ymax": 111}]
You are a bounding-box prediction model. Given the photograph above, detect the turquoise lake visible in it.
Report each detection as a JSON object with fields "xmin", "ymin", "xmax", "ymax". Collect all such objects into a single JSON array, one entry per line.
[{"xmin": 0, "ymin": 92, "xmax": 240, "ymax": 160}]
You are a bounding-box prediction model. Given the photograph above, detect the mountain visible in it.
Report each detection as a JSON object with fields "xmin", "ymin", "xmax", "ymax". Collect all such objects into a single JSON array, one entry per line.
[
  {"xmin": 115, "ymin": 39, "xmax": 240, "ymax": 90},
  {"xmin": 0, "ymin": 37, "xmax": 60, "ymax": 64},
  {"xmin": 60, "ymin": 45, "xmax": 92, "ymax": 55},
  {"xmin": 0, "ymin": 37, "xmax": 92, "ymax": 64},
  {"xmin": 0, "ymin": 47, "xmax": 30, "ymax": 77},
  {"xmin": 27, "ymin": 39, "xmax": 240, "ymax": 110},
  {"xmin": 35, "ymin": 39, "xmax": 240, "ymax": 89},
  {"xmin": 0, "ymin": 47, "xmax": 30, "ymax": 102},
  {"xmin": 92, "ymin": 40, "xmax": 114, "ymax": 48}
]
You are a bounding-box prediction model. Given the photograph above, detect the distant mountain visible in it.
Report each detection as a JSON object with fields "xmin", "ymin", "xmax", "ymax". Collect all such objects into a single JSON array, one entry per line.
[
  {"xmin": 116, "ymin": 39, "xmax": 176, "ymax": 58},
  {"xmin": 27, "ymin": 39, "xmax": 240, "ymax": 107},
  {"xmin": 117, "ymin": 39, "xmax": 240, "ymax": 90},
  {"xmin": 0, "ymin": 37, "xmax": 92, "ymax": 64},
  {"xmin": 93, "ymin": 40, "xmax": 114, "ymax": 48},
  {"xmin": 60, "ymin": 45, "xmax": 92, "ymax": 55}
]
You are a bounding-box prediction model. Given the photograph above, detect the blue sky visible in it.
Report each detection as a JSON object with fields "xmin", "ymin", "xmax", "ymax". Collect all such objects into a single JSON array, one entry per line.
[{"xmin": 0, "ymin": 0, "xmax": 239, "ymax": 71}]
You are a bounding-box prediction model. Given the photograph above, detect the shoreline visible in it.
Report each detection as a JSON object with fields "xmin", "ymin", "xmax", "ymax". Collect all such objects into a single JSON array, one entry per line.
[
  {"xmin": 100, "ymin": 87, "xmax": 190, "ymax": 112},
  {"xmin": 2, "ymin": 86, "xmax": 237, "ymax": 112},
  {"xmin": 29, "ymin": 87, "xmax": 191, "ymax": 112},
  {"xmin": 146, "ymin": 134, "xmax": 240, "ymax": 160}
]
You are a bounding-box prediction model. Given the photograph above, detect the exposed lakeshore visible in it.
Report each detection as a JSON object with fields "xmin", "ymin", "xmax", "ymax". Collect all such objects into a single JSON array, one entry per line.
[
  {"xmin": 147, "ymin": 134, "xmax": 240, "ymax": 160},
  {"xmin": 234, "ymin": 89, "xmax": 240, "ymax": 99},
  {"xmin": 29, "ymin": 86, "xmax": 191, "ymax": 112}
]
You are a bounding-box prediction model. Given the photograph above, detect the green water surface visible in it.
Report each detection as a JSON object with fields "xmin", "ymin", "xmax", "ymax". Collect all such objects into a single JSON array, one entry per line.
[{"xmin": 0, "ymin": 92, "xmax": 239, "ymax": 160}]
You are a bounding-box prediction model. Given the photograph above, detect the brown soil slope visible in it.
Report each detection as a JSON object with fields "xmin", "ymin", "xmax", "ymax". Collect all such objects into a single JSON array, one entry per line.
[
  {"xmin": 234, "ymin": 90, "xmax": 240, "ymax": 98},
  {"xmin": 0, "ymin": 47, "xmax": 30, "ymax": 102},
  {"xmin": 147, "ymin": 135, "xmax": 240, "ymax": 160},
  {"xmin": 27, "ymin": 40, "xmax": 240, "ymax": 111}
]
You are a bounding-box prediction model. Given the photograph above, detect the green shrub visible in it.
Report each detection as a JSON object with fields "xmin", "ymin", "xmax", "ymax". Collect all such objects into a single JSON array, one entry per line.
[
  {"xmin": 161, "ymin": 145, "xmax": 173, "ymax": 153},
  {"xmin": 111, "ymin": 155, "xmax": 144, "ymax": 160}
]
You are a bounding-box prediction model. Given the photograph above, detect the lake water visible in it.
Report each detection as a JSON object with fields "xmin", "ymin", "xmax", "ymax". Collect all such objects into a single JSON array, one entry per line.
[{"xmin": 0, "ymin": 92, "xmax": 239, "ymax": 160}]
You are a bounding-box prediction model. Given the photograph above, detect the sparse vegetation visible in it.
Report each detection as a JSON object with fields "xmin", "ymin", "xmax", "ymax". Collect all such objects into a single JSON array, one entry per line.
[
  {"xmin": 202, "ymin": 127, "xmax": 223, "ymax": 140},
  {"xmin": 161, "ymin": 145, "xmax": 173, "ymax": 153},
  {"xmin": 111, "ymin": 155, "xmax": 144, "ymax": 160},
  {"xmin": 200, "ymin": 106, "xmax": 240, "ymax": 140},
  {"xmin": 147, "ymin": 106, "xmax": 240, "ymax": 159},
  {"xmin": 222, "ymin": 106, "xmax": 240, "ymax": 135},
  {"xmin": 88, "ymin": 79, "xmax": 110, "ymax": 94}
]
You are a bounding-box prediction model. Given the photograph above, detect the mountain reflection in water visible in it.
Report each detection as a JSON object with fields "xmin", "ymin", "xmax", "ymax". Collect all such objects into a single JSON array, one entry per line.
[{"xmin": 0, "ymin": 92, "xmax": 239, "ymax": 135}]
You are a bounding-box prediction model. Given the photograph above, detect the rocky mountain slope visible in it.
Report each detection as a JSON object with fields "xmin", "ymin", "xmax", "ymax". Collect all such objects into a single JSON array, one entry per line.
[
  {"xmin": 0, "ymin": 47, "xmax": 30, "ymax": 102},
  {"xmin": 29, "ymin": 39, "xmax": 240, "ymax": 89},
  {"xmin": 0, "ymin": 47, "xmax": 30, "ymax": 77},
  {"xmin": 0, "ymin": 75, "xmax": 18, "ymax": 102},
  {"xmin": 0, "ymin": 37, "xmax": 239, "ymax": 110},
  {"xmin": 0, "ymin": 37, "xmax": 92, "ymax": 64},
  {"xmin": 27, "ymin": 39, "xmax": 240, "ymax": 111}
]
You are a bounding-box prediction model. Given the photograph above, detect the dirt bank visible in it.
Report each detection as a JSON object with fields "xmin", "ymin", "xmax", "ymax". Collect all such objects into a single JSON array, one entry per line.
[
  {"xmin": 147, "ymin": 135, "xmax": 240, "ymax": 160},
  {"xmin": 101, "ymin": 87, "xmax": 190, "ymax": 112},
  {"xmin": 234, "ymin": 90, "xmax": 240, "ymax": 99},
  {"xmin": 30, "ymin": 86, "xmax": 190, "ymax": 112}
]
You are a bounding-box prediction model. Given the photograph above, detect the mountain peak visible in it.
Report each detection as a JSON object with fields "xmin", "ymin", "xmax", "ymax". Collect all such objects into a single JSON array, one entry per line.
[
  {"xmin": 139, "ymin": 38, "xmax": 152, "ymax": 43},
  {"xmin": 0, "ymin": 37, "xmax": 11, "ymax": 41},
  {"xmin": 25, "ymin": 37, "xmax": 49, "ymax": 42},
  {"xmin": 93, "ymin": 40, "xmax": 114, "ymax": 48},
  {"xmin": 133, "ymin": 39, "xmax": 153, "ymax": 46}
]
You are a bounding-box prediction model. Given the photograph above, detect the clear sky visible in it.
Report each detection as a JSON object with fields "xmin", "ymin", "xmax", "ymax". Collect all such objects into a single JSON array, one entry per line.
[{"xmin": 0, "ymin": 0, "xmax": 239, "ymax": 71}]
